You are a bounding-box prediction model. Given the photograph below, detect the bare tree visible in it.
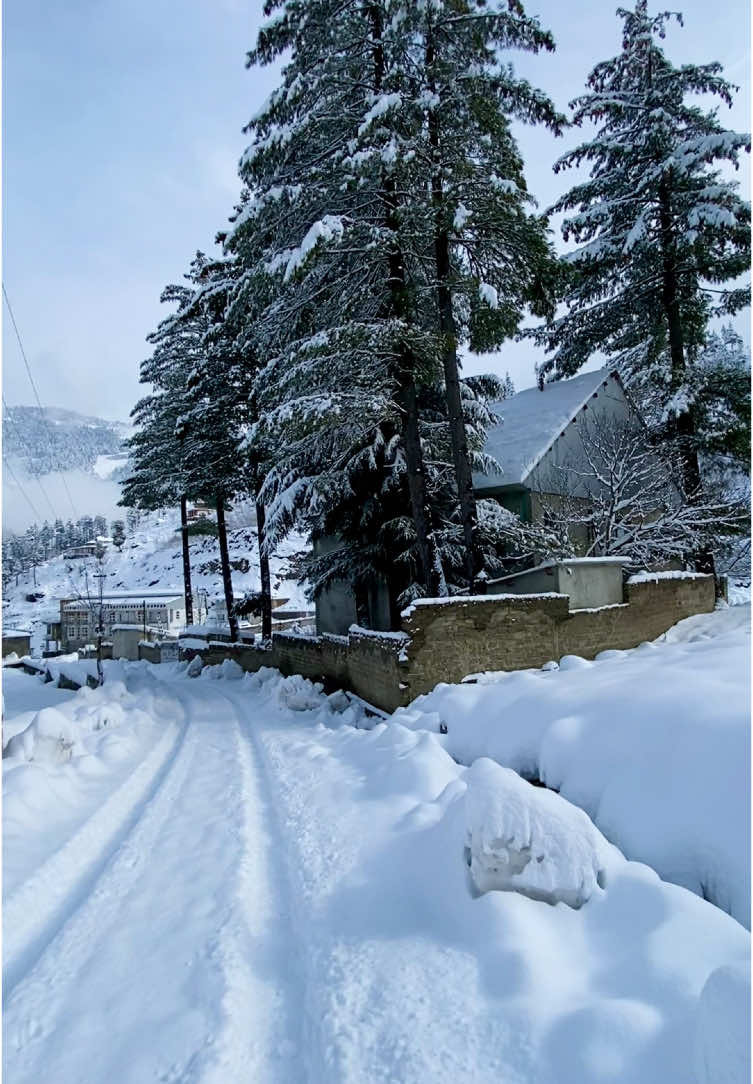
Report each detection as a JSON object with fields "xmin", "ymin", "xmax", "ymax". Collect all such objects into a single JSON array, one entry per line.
[{"xmin": 528, "ymin": 410, "xmax": 745, "ymax": 568}]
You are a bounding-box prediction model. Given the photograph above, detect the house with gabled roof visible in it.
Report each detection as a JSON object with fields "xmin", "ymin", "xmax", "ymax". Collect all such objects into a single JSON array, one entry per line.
[
  {"xmin": 316, "ymin": 367, "xmax": 647, "ymax": 635},
  {"xmin": 473, "ymin": 367, "xmax": 634, "ymax": 527}
]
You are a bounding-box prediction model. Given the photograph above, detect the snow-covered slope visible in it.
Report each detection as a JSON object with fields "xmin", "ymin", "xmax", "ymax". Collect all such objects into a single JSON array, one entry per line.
[{"xmin": 2, "ymin": 509, "xmax": 311, "ymax": 650}]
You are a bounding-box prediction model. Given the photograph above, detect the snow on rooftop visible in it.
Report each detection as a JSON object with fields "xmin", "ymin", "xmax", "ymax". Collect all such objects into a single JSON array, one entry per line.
[
  {"xmin": 474, "ymin": 368, "xmax": 617, "ymax": 490},
  {"xmin": 63, "ymin": 591, "xmax": 184, "ymax": 609}
]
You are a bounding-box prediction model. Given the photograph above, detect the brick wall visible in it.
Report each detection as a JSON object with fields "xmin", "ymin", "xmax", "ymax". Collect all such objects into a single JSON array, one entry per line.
[{"xmin": 177, "ymin": 574, "xmax": 715, "ymax": 712}]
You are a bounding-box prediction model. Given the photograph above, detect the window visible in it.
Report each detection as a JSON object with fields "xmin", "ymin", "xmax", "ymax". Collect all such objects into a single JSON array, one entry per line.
[{"xmin": 68, "ymin": 625, "xmax": 76, "ymax": 637}]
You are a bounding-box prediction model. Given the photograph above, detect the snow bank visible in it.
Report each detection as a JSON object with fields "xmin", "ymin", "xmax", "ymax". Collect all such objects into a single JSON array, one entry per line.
[
  {"xmin": 230, "ymin": 665, "xmax": 749, "ymax": 1084},
  {"xmin": 394, "ymin": 605, "xmax": 751, "ymax": 926},
  {"xmin": 3, "ymin": 665, "xmax": 184, "ymax": 902},
  {"xmin": 4, "ymin": 706, "xmax": 77, "ymax": 764},
  {"xmin": 465, "ymin": 758, "xmax": 608, "ymax": 906}
]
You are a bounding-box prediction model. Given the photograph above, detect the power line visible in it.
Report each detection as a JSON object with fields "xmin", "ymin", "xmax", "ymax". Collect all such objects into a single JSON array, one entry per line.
[
  {"xmin": 2, "ymin": 395, "xmax": 60, "ymax": 520},
  {"xmin": 2, "ymin": 455, "xmax": 43, "ymax": 522},
  {"xmin": 3, "ymin": 282, "xmax": 79, "ymax": 519}
]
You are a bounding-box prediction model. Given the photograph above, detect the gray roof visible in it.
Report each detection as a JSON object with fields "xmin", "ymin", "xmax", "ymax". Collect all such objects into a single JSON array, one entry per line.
[{"xmin": 474, "ymin": 368, "xmax": 617, "ymax": 490}]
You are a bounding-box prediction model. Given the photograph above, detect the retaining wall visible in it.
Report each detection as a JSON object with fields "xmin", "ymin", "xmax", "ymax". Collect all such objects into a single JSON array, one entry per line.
[{"xmin": 178, "ymin": 573, "xmax": 715, "ymax": 712}]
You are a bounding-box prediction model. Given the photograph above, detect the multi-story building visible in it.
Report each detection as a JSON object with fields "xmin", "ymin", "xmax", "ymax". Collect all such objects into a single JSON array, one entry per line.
[{"xmin": 59, "ymin": 590, "xmax": 186, "ymax": 652}]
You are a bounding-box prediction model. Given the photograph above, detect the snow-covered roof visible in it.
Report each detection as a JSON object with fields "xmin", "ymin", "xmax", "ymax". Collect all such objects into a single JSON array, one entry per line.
[
  {"xmin": 2, "ymin": 628, "xmax": 31, "ymax": 638},
  {"xmin": 63, "ymin": 591, "xmax": 184, "ymax": 610},
  {"xmin": 475, "ymin": 368, "xmax": 618, "ymax": 490}
]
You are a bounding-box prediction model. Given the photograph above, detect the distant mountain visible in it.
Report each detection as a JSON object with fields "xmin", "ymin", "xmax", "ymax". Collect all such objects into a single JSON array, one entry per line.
[{"xmin": 2, "ymin": 406, "xmax": 130, "ymax": 478}]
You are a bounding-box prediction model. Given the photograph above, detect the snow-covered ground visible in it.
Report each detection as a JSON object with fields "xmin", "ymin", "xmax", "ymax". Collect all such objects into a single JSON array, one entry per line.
[
  {"xmin": 3, "ymin": 602, "xmax": 750, "ymax": 1084},
  {"xmin": 394, "ymin": 603, "xmax": 751, "ymax": 929},
  {"xmin": 2, "ymin": 509, "xmax": 311, "ymax": 654}
]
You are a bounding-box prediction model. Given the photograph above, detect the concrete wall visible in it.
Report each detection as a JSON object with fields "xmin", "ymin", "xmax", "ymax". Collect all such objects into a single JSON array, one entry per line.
[
  {"xmin": 489, "ymin": 559, "xmax": 627, "ymax": 609},
  {"xmin": 176, "ymin": 573, "xmax": 715, "ymax": 712}
]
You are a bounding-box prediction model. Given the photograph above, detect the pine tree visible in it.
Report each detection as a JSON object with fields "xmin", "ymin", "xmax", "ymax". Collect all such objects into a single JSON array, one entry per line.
[
  {"xmin": 176, "ymin": 254, "xmax": 255, "ymax": 643},
  {"xmin": 111, "ymin": 520, "xmax": 126, "ymax": 551},
  {"xmin": 54, "ymin": 518, "xmax": 65, "ymax": 555},
  {"xmin": 382, "ymin": 0, "xmax": 563, "ymax": 590},
  {"xmin": 121, "ymin": 267, "xmax": 210, "ymax": 626},
  {"xmin": 78, "ymin": 516, "xmax": 94, "ymax": 543},
  {"xmin": 39, "ymin": 520, "xmax": 54, "ymax": 560},
  {"xmin": 531, "ymin": 1, "xmax": 749, "ymax": 573},
  {"xmin": 231, "ymin": 0, "xmax": 449, "ymax": 602}
]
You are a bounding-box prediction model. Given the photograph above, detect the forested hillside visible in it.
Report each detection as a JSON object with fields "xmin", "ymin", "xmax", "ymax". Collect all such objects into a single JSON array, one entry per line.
[{"xmin": 3, "ymin": 406, "xmax": 128, "ymax": 477}]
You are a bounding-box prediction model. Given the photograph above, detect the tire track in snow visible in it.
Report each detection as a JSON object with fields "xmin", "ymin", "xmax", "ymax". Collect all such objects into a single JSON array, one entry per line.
[
  {"xmin": 3, "ymin": 713, "xmax": 188, "ymax": 998},
  {"xmin": 198, "ymin": 688, "xmax": 308, "ymax": 1084},
  {"xmin": 2, "ymin": 683, "xmax": 216, "ymax": 1081}
]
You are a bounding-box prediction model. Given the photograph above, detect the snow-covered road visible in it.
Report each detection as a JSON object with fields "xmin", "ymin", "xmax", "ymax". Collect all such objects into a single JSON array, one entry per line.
[
  {"xmin": 3, "ymin": 653, "xmax": 750, "ymax": 1084},
  {"xmin": 4, "ymin": 675, "xmax": 305, "ymax": 1084}
]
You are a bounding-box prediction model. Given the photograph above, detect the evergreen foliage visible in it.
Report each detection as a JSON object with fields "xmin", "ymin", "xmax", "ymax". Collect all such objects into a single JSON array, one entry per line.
[
  {"xmin": 227, "ymin": 0, "xmax": 560, "ymax": 607},
  {"xmin": 533, "ymin": 1, "xmax": 749, "ymax": 386}
]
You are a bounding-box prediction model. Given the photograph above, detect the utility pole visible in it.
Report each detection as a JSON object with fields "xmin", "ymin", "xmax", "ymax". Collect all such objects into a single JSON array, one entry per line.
[{"xmin": 93, "ymin": 543, "xmax": 106, "ymax": 686}]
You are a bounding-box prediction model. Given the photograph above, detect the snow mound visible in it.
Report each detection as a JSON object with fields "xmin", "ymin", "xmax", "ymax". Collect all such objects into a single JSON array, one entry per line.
[
  {"xmin": 202, "ymin": 658, "xmax": 244, "ymax": 681},
  {"xmin": 4, "ymin": 706, "xmax": 77, "ymax": 764},
  {"xmin": 695, "ymin": 960, "xmax": 751, "ymax": 1084},
  {"xmin": 464, "ymin": 759, "xmax": 609, "ymax": 907},
  {"xmin": 277, "ymin": 674, "xmax": 327, "ymax": 712},
  {"xmin": 186, "ymin": 654, "xmax": 203, "ymax": 678}
]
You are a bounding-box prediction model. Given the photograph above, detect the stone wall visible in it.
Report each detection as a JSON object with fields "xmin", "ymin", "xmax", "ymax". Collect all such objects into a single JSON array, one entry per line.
[{"xmin": 177, "ymin": 573, "xmax": 716, "ymax": 712}]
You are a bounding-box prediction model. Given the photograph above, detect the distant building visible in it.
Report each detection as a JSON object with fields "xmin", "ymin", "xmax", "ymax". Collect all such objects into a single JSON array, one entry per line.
[
  {"xmin": 63, "ymin": 537, "xmax": 112, "ymax": 560},
  {"xmin": 186, "ymin": 501, "xmax": 214, "ymax": 523},
  {"xmin": 2, "ymin": 629, "xmax": 32, "ymax": 658},
  {"xmin": 59, "ymin": 591, "xmax": 186, "ymax": 652}
]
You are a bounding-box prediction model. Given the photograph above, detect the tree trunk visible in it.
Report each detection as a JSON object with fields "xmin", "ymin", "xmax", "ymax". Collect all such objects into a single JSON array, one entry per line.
[
  {"xmin": 658, "ymin": 178, "xmax": 714, "ymax": 574},
  {"xmin": 370, "ymin": 1, "xmax": 445, "ymax": 599},
  {"xmin": 215, "ymin": 495, "xmax": 238, "ymax": 642},
  {"xmin": 430, "ymin": 132, "xmax": 479, "ymax": 591},
  {"xmin": 255, "ymin": 497, "xmax": 273, "ymax": 641},
  {"xmin": 396, "ymin": 375, "xmax": 445, "ymax": 596},
  {"xmin": 179, "ymin": 495, "xmax": 194, "ymax": 627},
  {"xmin": 424, "ymin": 24, "xmax": 480, "ymax": 592}
]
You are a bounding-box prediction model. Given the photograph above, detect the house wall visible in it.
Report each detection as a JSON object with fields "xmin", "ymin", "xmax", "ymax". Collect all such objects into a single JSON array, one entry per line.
[
  {"xmin": 530, "ymin": 378, "xmax": 630, "ymax": 499},
  {"xmin": 178, "ymin": 573, "xmax": 715, "ymax": 712}
]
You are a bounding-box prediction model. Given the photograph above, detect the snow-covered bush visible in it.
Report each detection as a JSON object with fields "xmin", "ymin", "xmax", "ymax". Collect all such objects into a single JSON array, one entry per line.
[{"xmin": 464, "ymin": 758, "xmax": 609, "ymax": 907}]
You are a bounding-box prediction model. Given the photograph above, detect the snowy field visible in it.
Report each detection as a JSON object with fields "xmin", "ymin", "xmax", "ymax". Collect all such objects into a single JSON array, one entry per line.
[{"xmin": 2, "ymin": 603, "xmax": 750, "ymax": 1084}]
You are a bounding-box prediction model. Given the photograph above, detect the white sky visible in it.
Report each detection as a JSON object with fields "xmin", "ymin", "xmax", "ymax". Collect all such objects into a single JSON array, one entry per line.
[{"xmin": 3, "ymin": 0, "xmax": 750, "ymax": 419}]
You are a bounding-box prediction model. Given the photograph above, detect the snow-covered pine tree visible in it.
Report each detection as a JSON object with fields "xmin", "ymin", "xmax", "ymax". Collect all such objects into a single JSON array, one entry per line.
[
  {"xmin": 54, "ymin": 517, "xmax": 65, "ymax": 555},
  {"xmin": 379, "ymin": 0, "xmax": 563, "ymax": 591},
  {"xmin": 121, "ymin": 270, "xmax": 207, "ymax": 626},
  {"xmin": 230, "ymin": 0, "xmax": 450, "ymax": 605},
  {"xmin": 690, "ymin": 325, "xmax": 750, "ymax": 478},
  {"xmin": 531, "ymin": 1, "xmax": 749, "ymax": 573},
  {"xmin": 176, "ymin": 253, "xmax": 255, "ymax": 643},
  {"xmin": 111, "ymin": 520, "xmax": 126, "ymax": 551},
  {"xmin": 39, "ymin": 520, "xmax": 54, "ymax": 560}
]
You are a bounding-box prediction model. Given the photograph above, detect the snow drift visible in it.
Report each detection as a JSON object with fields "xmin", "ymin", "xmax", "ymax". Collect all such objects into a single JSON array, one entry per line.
[{"xmin": 464, "ymin": 758, "xmax": 609, "ymax": 906}]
